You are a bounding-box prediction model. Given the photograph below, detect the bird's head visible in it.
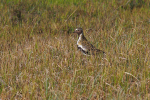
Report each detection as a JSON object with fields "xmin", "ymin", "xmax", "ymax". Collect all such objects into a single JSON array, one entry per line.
[{"xmin": 73, "ymin": 28, "xmax": 83, "ymax": 35}]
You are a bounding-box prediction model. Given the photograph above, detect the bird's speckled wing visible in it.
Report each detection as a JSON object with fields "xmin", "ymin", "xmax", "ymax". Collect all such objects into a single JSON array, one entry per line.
[
  {"xmin": 82, "ymin": 40, "xmax": 105, "ymax": 55},
  {"xmin": 81, "ymin": 40, "xmax": 95, "ymax": 50}
]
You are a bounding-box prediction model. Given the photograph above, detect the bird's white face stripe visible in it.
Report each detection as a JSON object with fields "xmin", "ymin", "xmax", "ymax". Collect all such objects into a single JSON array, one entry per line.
[
  {"xmin": 77, "ymin": 33, "xmax": 88, "ymax": 52},
  {"xmin": 77, "ymin": 34, "xmax": 82, "ymax": 44}
]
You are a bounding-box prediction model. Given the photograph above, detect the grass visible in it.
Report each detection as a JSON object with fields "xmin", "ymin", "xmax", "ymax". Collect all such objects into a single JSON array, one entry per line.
[{"xmin": 0, "ymin": 0, "xmax": 150, "ymax": 99}]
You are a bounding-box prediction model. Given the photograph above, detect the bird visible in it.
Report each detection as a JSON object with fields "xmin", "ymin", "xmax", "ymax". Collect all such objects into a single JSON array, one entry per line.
[{"xmin": 73, "ymin": 28, "xmax": 105, "ymax": 55}]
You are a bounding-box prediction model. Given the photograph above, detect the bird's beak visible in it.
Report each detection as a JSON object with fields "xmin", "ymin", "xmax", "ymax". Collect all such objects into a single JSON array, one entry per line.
[{"xmin": 73, "ymin": 31, "xmax": 76, "ymax": 33}]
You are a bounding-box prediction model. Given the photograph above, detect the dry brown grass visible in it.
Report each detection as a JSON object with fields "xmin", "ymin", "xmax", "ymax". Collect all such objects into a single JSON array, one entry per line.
[{"xmin": 0, "ymin": 0, "xmax": 150, "ymax": 99}]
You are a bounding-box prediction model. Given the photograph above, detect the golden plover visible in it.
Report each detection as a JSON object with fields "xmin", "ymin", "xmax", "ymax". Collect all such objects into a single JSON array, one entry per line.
[{"xmin": 73, "ymin": 28, "xmax": 105, "ymax": 55}]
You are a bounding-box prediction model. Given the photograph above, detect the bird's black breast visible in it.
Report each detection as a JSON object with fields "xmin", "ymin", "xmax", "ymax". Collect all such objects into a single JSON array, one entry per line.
[{"xmin": 77, "ymin": 45, "xmax": 89, "ymax": 55}]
